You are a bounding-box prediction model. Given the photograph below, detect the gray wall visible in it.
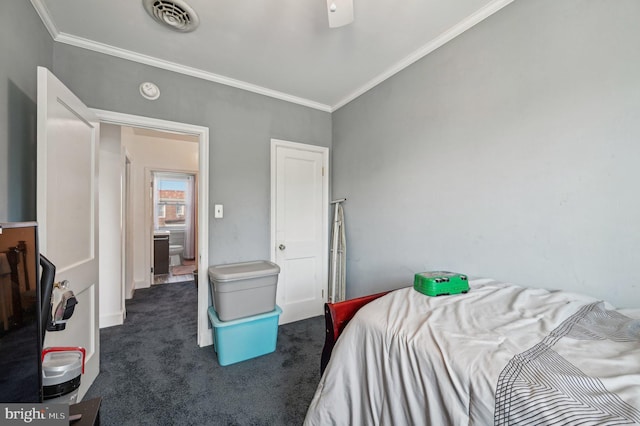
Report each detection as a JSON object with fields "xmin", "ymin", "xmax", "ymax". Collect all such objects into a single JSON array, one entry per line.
[
  {"xmin": 332, "ymin": 0, "xmax": 640, "ymax": 307},
  {"xmin": 51, "ymin": 44, "xmax": 331, "ymax": 265},
  {"xmin": 0, "ymin": 2, "xmax": 53, "ymax": 222},
  {"xmin": 4, "ymin": 0, "xmax": 639, "ymax": 308}
]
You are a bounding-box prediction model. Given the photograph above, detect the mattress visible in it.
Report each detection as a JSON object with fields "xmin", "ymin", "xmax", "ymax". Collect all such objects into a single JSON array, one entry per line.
[{"xmin": 304, "ymin": 278, "xmax": 640, "ymax": 425}]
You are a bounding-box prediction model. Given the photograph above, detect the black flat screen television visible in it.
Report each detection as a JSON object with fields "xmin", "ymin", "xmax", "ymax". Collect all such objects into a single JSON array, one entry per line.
[{"xmin": 0, "ymin": 222, "xmax": 43, "ymax": 403}]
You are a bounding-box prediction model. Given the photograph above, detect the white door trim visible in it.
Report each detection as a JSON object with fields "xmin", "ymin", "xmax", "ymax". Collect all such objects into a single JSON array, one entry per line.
[
  {"xmin": 270, "ymin": 139, "xmax": 329, "ymax": 314},
  {"xmin": 91, "ymin": 109, "xmax": 213, "ymax": 347}
]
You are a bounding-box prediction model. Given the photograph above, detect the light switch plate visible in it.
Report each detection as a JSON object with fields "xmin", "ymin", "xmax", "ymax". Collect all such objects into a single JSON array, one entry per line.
[{"xmin": 214, "ymin": 204, "xmax": 223, "ymax": 218}]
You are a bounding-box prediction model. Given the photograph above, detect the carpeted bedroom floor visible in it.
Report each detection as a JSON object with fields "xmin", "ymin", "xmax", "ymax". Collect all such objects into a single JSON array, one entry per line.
[{"xmin": 85, "ymin": 281, "xmax": 324, "ymax": 425}]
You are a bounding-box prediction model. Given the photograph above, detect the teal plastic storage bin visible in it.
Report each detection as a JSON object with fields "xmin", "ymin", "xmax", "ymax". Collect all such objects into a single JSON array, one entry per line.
[{"xmin": 207, "ymin": 305, "xmax": 282, "ymax": 366}]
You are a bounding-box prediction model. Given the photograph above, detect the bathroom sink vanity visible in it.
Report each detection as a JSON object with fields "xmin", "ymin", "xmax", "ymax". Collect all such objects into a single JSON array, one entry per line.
[{"xmin": 153, "ymin": 230, "xmax": 170, "ymax": 275}]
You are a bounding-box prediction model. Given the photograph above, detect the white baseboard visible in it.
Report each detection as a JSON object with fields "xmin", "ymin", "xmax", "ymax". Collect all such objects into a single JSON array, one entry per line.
[
  {"xmin": 125, "ymin": 278, "xmax": 139, "ymax": 299},
  {"xmin": 99, "ymin": 310, "xmax": 124, "ymax": 329}
]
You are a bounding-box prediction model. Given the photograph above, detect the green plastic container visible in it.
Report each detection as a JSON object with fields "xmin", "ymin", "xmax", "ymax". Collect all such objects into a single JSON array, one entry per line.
[{"xmin": 414, "ymin": 271, "xmax": 469, "ymax": 296}]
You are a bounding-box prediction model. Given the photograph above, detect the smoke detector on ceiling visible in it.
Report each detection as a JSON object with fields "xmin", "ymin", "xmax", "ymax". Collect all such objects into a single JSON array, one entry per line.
[
  {"xmin": 142, "ymin": 0, "xmax": 200, "ymax": 32},
  {"xmin": 139, "ymin": 82, "xmax": 160, "ymax": 100}
]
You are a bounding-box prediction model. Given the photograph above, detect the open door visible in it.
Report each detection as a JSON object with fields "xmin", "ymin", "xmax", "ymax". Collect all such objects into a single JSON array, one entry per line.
[{"xmin": 37, "ymin": 67, "xmax": 100, "ymax": 399}]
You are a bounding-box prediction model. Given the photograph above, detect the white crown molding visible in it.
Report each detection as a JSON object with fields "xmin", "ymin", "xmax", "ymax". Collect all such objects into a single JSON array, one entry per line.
[
  {"xmin": 31, "ymin": 0, "xmax": 512, "ymax": 113},
  {"xmin": 30, "ymin": 0, "xmax": 332, "ymax": 112},
  {"xmin": 331, "ymin": 0, "xmax": 514, "ymax": 111},
  {"xmin": 30, "ymin": 0, "xmax": 59, "ymax": 39},
  {"xmin": 54, "ymin": 32, "xmax": 333, "ymax": 112}
]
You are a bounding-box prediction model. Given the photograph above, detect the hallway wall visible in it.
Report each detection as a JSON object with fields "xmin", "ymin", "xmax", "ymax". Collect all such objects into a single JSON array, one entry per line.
[{"xmin": 99, "ymin": 123, "xmax": 125, "ymax": 327}]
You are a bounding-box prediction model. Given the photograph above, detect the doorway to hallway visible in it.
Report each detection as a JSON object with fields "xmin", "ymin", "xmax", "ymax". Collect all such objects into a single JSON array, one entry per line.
[{"xmin": 94, "ymin": 109, "xmax": 212, "ymax": 348}]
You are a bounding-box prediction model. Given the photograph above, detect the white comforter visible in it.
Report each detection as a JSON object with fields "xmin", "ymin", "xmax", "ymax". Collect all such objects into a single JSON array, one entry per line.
[{"xmin": 305, "ymin": 279, "xmax": 640, "ymax": 425}]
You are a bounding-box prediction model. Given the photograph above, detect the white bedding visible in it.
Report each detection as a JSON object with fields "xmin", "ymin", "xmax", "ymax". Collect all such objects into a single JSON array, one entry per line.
[{"xmin": 304, "ymin": 279, "xmax": 640, "ymax": 425}]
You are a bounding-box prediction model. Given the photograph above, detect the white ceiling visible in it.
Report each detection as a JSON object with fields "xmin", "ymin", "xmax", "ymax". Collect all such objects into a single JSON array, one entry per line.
[{"xmin": 31, "ymin": 0, "xmax": 513, "ymax": 111}]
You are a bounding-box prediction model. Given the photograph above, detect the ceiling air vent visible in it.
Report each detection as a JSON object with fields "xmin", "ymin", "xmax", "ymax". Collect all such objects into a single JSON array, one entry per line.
[{"xmin": 142, "ymin": 0, "xmax": 200, "ymax": 32}]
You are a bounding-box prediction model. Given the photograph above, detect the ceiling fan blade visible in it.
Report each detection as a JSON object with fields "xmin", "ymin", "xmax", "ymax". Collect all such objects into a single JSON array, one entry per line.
[{"xmin": 327, "ymin": 0, "xmax": 354, "ymax": 28}]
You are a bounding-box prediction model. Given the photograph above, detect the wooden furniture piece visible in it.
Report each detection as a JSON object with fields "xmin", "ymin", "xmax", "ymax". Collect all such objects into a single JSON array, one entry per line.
[
  {"xmin": 70, "ymin": 397, "xmax": 102, "ymax": 426},
  {"xmin": 321, "ymin": 290, "xmax": 390, "ymax": 374},
  {"xmin": 153, "ymin": 234, "xmax": 169, "ymax": 275}
]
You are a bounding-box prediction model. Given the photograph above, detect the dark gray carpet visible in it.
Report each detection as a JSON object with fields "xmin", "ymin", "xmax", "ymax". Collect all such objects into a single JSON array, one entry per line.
[{"xmin": 85, "ymin": 281, "xmax": 324, "ymax": 425}]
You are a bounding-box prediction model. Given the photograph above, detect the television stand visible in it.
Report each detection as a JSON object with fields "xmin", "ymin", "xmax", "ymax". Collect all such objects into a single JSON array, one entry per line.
[{"xmin": 70, "ymin": 397, "xmax": 102, "ymax": 426}]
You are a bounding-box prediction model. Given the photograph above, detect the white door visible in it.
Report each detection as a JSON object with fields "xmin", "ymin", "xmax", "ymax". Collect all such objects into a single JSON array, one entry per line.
[
  {"xmin": 271, "ymin": 139, "xmax": 328, "ymax": 324},
  {"xmin": 37, "ymin": 67, "xmax": 100, "ymax": 399}
]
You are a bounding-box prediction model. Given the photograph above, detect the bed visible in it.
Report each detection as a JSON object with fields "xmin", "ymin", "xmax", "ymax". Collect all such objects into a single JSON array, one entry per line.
[{"xmin": 305, "ymin": 278, "xmax": 640, "ymax": 425}]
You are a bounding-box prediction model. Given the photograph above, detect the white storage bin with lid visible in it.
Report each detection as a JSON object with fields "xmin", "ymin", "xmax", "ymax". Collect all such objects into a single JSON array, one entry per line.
[
  {"xmin": 42, "ymin": 347, "xmax": 85, "ymax": 404},
  {"xmin": 208, "ymin": 260, "xmax": 280, "ymax": 321}
]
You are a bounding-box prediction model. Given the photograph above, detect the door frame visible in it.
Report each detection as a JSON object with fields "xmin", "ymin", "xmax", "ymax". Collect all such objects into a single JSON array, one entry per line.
[
  {"xmin": 147, "ymin": 168, "xmax": 198, "ymax": 285},
  {"xmin": 122, "ymin": 149, "xmax": 132, "ymax": 309},
  {"xmin": 269, "ymin": 138, "xmax": 330, "ymax": 320},
  {"xmin": 92, "ymin": 109, "xmax": 213, "ymax": 347}
]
